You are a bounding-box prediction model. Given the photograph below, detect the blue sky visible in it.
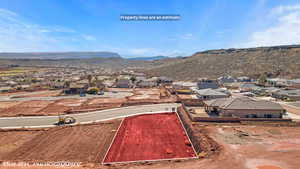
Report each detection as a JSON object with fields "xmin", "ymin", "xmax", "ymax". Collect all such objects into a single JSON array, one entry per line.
[{"xmin": 1, "ymin": 0, "xmax": 300, "ymax": 57}]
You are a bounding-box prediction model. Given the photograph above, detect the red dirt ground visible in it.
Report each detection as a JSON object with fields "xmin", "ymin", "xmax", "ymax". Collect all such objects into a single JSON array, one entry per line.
[
  {"xmin": 257, "ymin": 165, "xmax": 282, "ymax": 169},
  {"xmin": 1, "ymin": 121, "xmax": 120, "ymax": 163},
  {"xmin": 0, "ymin": 100, "xmax": 54, "ymax": 116},
  {"xmin": 11, "ymin": 90, "xmax": 62, "ymax": 98},
  {"xmin": 103, "ymin": 112, "xmax": 196, "ymax": 163},
  {"xmin": 0, "ymin": 101, "xmax": 21, "ymax": 113}
]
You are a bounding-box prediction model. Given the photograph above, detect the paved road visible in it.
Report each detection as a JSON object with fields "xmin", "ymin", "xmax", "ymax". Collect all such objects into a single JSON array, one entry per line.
[{"xmin": 0, "ymin": 103, "xmax": 180, "ymax": 129}]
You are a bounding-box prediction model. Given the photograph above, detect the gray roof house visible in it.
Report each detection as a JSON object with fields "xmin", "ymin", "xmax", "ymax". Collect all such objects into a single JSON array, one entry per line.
[
  {"xmin": 116, "ymin": 79, "xmax": 132, "ymax": 88},
  {"xmin": 266, "ymin": 78, "xmax": 292, "ymax": 87},
  {"xmin": 272, "ymin": 89, "xmax": 300, "ymax": 101},
  {"xmin": 196, "ymin": 88, "xmax": 229, "ymax": 100},
  {"xmin": 217, "ymin": 75, "xmax": 236, "ymax": 84},
  {"xmin": 239, "ymin": 83, "xmax": 261, "ymax": 92},
  {"xmin": 197, "ymin": 78, "xmax": 219, "ymax": 89},
  {"xmin": 237, "ymin": 76, "xmax": 252, "ymax": 82},
  {"xmin": 204, "ymin": 97, "xmax": 285, "ymax": 118},
  {"xmin": 290, "ymin": 78, "xmax": 300, "ymax": 89}
]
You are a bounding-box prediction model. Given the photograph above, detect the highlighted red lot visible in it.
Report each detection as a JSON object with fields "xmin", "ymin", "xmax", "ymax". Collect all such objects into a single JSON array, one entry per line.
[{"xmin": 103, "ymin": 112, "xmax": 196, "ymax": 163}]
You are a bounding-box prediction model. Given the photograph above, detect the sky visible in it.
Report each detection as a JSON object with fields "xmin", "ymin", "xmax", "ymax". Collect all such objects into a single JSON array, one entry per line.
[{"xmin": 1, "ymin": 0, "xmax": 300, "ymax": 57}]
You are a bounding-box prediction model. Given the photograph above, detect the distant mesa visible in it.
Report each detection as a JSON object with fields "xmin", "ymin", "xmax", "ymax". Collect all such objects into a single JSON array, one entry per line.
[
  {"xmin": 0, "ymin": 52, "xmax": 121, "ymax": 59},
  {"xmin": 127, "ymin": 56, "xmax": 169, "ymax": 61}
]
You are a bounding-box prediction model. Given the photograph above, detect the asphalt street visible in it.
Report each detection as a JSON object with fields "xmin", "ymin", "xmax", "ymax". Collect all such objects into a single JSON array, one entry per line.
[{"xmin": 0, "ymin": 103, "xmax": 180, "ymax": 129}]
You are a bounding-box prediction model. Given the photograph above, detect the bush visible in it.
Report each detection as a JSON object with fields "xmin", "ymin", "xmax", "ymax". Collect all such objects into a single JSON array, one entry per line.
[{"xmin": 87, "ymin": 87, "xmax": 99, "ymax": 94}]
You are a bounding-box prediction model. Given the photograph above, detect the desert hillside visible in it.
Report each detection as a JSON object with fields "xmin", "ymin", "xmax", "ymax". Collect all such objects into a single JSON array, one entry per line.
[{"xmin": 145, "ymin": 45, "xmax": 300, "ymax": 81}]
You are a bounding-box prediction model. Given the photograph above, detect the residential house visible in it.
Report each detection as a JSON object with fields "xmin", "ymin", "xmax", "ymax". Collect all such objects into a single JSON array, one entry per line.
[
  {"xmin": 196, "ymin": 88, "xmax": 229, "ymax": 100},
  {"xmin": 217, "ymin": 75, "xmax": 236, "ymax": 84},
  {"xmin": 64, "ymin": 83, "xmax": 88, "ymax": 94},
  {"xmin": 136, "ymin": 80, "xmax": 156, "ymax": 88},
  {"xmin": 173, "ymin": 81, "xmax": 197, "ymax": 89},
  {"xmin": 157, "ymin": 76, "xmax": 173, "ymax": 85},
  {"xmin": 0, "ymin": 86, "xmax": 11, "ymax": 93},
  {"xmin": 49, "ymin": 81, "xmax": 65, "ymax": 89},
  {"xmin": 237, "ymin": 76, "xmax": 252, "ymax": 82},
  {"xmin": 272, "ymin": 89, "xmax": 300, "ymax": 101},
  {"xmin": 239, "ymin": 83, "xmax": 261, "ymax": 93},
  {"xmin": 115, "ymin": 79, "xmax": 132, "ymax": 88},
  {"xmin": 290, "ymin": 79, "xmax": 300, "ymax": 89},
  {"xmin": 204, "ymin": 97, "xmax": 285, "ymax": 118},
  {"xmin": 266, "ymin": 78, "xmax": 292, "ymax": 87},
  {"xmin": 197, "ymin": 78, "xmax": 219, "ymax": 89}
]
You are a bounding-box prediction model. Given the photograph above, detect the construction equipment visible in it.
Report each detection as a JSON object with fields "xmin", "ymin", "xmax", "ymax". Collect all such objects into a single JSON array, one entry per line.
[{"xmin": 56, "ymin": 115, "xmax": 76, "ymax": 126}]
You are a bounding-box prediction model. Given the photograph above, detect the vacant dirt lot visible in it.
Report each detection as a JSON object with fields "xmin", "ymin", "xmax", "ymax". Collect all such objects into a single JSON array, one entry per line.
[
  {"xmin": 106, "ymin": 88, "xmax": 134, "ymax": 92},
  {"xmin": 0, "ymin": 101, "xmax": 20, "ymax": 112},
  {"xmin": 87, "ymin": 98, "xmax": 126, "ymax": 105},
  {"xmin": 112, "ymin": 124, "xmax": 300, "ymax": 169},
  {"xmin": 104, "ymin": 113, "xmax": 196, "ymax": 163},
  {"xmin": 0, "ymin": 130, "xmax": 43, "ymax": 160},
  {"xmin": 0, "ymin": 100, "xmax": 54, "ymax": 116},
  {"xmin": 1, "ymin": 120, "xmax": 120, "ymax": 164},
  {"xmin": 127, "ymin": 88, "xmax": 161, "ymax": 100},
  {"xmin": 11, "ymin": 90, "xmax": 62, "ymax": 98}
]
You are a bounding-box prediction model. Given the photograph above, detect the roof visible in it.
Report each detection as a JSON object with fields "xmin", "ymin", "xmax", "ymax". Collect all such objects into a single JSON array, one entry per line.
[
  {"xmin": 266, "ymin": 78, "xmax": 288, "ymax": 82},
  {"xmin": 70, "ymin": 83, "xmax": 87, "ymax": 88},
  {"xmin": 205, "ymin": 97, "xmax": 284, "ymax": 110},
  {"xmin": 204, "ymin": 98, "xmax": 229, "ymax": 107},
  {"xmin": 196, "ymin": 88, "xmax": 228, "ymax": 96},
  {"xmin": 116, "ymin": 79, "xmax": 131, "ymax": 86},
  {"xmin": 240, "ymin": 83, "xmax": 261, "ymax": 90},
  {"xmin": 275, "ymin": 89, "xmax": 300, "ymax": 96},
  {"xmin": 291, "ymin": 78, "xmax": 300, "ymax": 84},
  {"xmin": 0, "ymin": 86, "xmax": 11, "ymax": 90}
]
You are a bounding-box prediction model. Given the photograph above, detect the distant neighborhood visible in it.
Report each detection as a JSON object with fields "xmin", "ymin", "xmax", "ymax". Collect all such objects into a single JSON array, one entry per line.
[{"xmin": 1, "ymin": 65, "xmax": 300, "ymax": 122}]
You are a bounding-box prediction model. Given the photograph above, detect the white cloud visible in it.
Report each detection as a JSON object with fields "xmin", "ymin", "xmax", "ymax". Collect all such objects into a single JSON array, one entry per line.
[
  {"xmin": 180, "ymin": 33, "xmax": 195, "ymax": 40},
  {"xmin": 271, "ymin": 4, "xmax": 300, "ymax": 15},
  {"xmin": 168, "ymin": 33, "xmax": 197, "ymax": 41},
  {"xmin": 242, "ymin": 4, "xmax": 300, "ymax": 47},
  {"xmin": 0, "ymin": 8, "xmax": 18, "ymax": 16},
  {"xmin": 82, "ymin": 34, "xmax": 96, "ymax": 41},
  {"xmin": 0, "ymin": 8, "xmax": 91, "ymax": 52}
]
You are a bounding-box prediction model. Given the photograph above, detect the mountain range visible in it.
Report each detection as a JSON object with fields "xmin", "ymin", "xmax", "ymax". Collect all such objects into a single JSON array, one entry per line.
[{"xmin": 0, "ymin": 52, "xmax": 121, "ymax": 59}]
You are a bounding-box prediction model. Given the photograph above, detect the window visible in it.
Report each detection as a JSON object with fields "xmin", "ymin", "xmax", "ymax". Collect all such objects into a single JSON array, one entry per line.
[{"xmin": 264, "ymin": 114, "xmax": 273, "ymax": 118}]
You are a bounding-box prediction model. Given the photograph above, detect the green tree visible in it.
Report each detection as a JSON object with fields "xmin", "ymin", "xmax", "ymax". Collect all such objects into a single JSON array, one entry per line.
[
  {"xmin": 87, "ymin": 75, "xmax": 93, "ymax": 87},
  {"xmin": 130, "ymin": 76, "xmax": 136, "ymax": 83},
  {"xmin": 87, "ymin": 87, "xmax": 99, "ymax": 94},
  {"xmin": 258, "ymin": 74, "xmax": 267, "ymax": 86}
]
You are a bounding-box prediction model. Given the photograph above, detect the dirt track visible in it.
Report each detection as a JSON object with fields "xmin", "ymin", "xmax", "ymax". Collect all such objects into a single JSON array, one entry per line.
[{"xmin": 1, "ymin": 120, "xmax": 120, "ymax": 163}]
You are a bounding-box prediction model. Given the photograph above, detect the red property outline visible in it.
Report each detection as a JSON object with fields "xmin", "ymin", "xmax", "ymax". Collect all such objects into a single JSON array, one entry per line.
[{"xmin": 102, "ymin": 111, "xmax": 197, "ymax": 164}]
